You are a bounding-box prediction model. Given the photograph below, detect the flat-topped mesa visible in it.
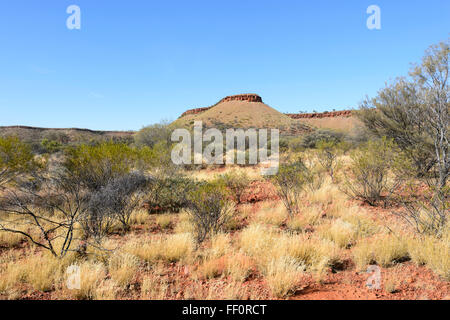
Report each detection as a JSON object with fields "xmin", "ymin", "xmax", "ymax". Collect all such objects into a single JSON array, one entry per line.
[
  {"xmin": 180, "ymin": 94, "xmax": 263, "ymax": 118},
  {"xmin": 219, "ymin": 94, "xmax": 263, "ymax": 104}
]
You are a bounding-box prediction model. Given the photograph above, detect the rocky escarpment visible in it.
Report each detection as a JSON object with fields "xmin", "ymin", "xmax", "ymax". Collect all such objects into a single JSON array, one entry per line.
[
  {"xmin": 285, "ymin": 110, "xmax": 353, "ymax": 119},
  {"xmin": 219, "ymin": 94, "xmax": 262, "ymax": 103},
  {"xmin": 180, "ymin": 94, "xmax": 263, "ymax": 118}
]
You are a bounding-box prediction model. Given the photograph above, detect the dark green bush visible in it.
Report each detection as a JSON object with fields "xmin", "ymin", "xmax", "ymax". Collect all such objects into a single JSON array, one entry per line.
[
  {"xmin": 301, "ymin": 129, "xmax": 344, "ymax": 149},
  {"xmin": 41, "ymin": 138, "xmax": 63, "ymax": 154},
  {"xmin": 0, "ymin": 136, "xmax": 41, "ymax": 187},
  {"xmin": 146, "ymin": 174, "xmax": 197, "ymax": 213},
  {"xmin": 63, "ymin": 141, "xmax": 140, "ymax": 191}
]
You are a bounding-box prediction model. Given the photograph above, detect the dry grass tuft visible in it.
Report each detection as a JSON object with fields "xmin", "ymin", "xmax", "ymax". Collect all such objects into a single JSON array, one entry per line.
[
  {"xmin": 253, "ymin": 202, "xmax": 287, "ymax": 226},
  {"xmin": 108, "ymin": 252, "xmax": 140, "ymax": 288},
  {"xmin": 262, "ymin": 256, "xmax": 306, "ymax": 298},
  {"xmin": 318, "ymin": 219, "xmax": 357, "ymax": 248},
  {"xmin": 225, "ymin": 252, "xmax": 253, "ymax": 282},
  {"xmin": 124, "ymin": 233, "xmax": 194, "ymax": 264},
  {"xmin": 67, "ymin": 261, "xmax": 107, "ymax": 300},
  {"xmin": 407, "ymin": 235, "xmax": 450, "ymax": 280},
  {"xmin": 129, "ymin": 210, "xmax": 149, "ymax": 225},
  {"xmin": 156, "ymin": 214, "xmax": 174, "ymax": 230},
  {"xmin": 0, "ymin": 230, "xmax": 26, "ymax": 248},
  {"xmin": 174, "ymin": 211, "xmax": 195, "ymax": 234},
  {"xmin": 141, "ymin": 273, "xmax": 169, "ymax": 299},
  {"xmin": 352, "ymin": 234, "xmax": 409, "ymax": 270},
  {"xmin": 196, "ymin": 256, "xmax": 227, "ymax": 279}
]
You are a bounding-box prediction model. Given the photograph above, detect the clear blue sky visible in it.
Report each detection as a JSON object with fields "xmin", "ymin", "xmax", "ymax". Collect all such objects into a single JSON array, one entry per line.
[{"xmin": 0, "ymin": 0, "xmax": 449, "ymax": 130}]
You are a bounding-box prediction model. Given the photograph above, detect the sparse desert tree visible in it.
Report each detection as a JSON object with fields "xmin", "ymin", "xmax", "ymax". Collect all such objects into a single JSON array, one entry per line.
[
  {"xmin": 316, "ymin": 140, "xmax": 341, "ymax": 182},
  {"xmin": 0, "ymin": 136, "xmax": 41, "ymax": 188},
  {"xmin": 342, "ymin": 138, "xmax": 409, "ymax": 207},
  {"xmin": 270, "ymin": 160, "xmax": 307, "ymax": 217},
  {"xmin": 358, "ymin": 39, "xmax": 449, "ymax": 188},
  {"xmin": 134, "ymin": 120, "xmax": 172, "ymax": 148},
  {"xmin": 186, "ymin": 180, "xmax": 234, "ymax": 243},
  {"xmin": 0, "ymin": 169, "xmax": 90, "ymax": 258},
  {"xmin": 410, "ymin": 40, "xmax": 449, "ymax": 193},
  {"xmin": 62, "ymin": 142, "xmax": 155, "ymax": 239},
  {"xmin": 358, "ymin": 39, "xmax": 449, "ymax": 233},
  {"xmin": 219, "ymin": 170, "xmax": 251, "ymax": 204}
]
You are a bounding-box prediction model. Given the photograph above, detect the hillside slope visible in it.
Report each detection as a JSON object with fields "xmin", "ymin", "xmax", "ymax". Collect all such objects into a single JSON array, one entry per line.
[{"xmin": 172, "ymin": 94, "xmax": 312, "ymax": 135}]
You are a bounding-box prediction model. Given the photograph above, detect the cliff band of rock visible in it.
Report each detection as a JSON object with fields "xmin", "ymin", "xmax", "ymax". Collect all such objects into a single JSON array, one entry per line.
[
  {"xmin": 285, "ymin": 110, "xmax": 353, "ymax": 119},
  {"xmin": 180, "ymin": 94, "xmax": 263, "ymax": 117}
]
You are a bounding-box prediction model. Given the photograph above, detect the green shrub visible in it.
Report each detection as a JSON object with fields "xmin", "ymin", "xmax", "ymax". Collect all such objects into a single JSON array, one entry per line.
[
  {"xmin": 134, "ymin": 121, "xmax": 172, "ymax": 148},
  {"xmin": 219, "ymin": 170, "xmax": 251, "ymax": 204},
  {"xmin": 41, "ymin": 139, "xmax": 63, "ymax": 154},
  {"xmin": 63, "ymin": 141, "xmax": 140, "ymax": 191},
  {"xmin": 0, "ymin": 136, "xmax": 41, "ymax": 187},
  {"xmin": 301, "ymin": 129, "xmax": 343, "ymax": 149},
  {"xmin": 287, "ymin": 137, "xmax": 305, "ymax": 152},
  {"xmin": 146, "ymin": 174, "xmax": 197, "ymax": 213}
]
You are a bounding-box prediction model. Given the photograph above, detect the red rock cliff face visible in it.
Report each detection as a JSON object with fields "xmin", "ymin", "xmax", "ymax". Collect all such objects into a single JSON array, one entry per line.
[
  {"xmin": 180, "ymin": 107, "xmax": 212, "ymax": 117},
  {"xmin": 219, "ymin": 94, "xmax": 263, "ymax": 103}
]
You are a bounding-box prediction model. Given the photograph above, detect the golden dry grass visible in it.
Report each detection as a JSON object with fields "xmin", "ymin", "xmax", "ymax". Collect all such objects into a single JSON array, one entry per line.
[
  {"xmin": 253, "ymin": 202, "xmax": 287, "ymax": 227},
  {"xmin": 297, "ymin": 115, "xmax": 362, "ymax": 133},
  {"xmin": 155, "ymin": 214, "xmax": 174, "ymax": 230},
  {"xmin": 407, "ymin": 235, "xmax": 450, "ymax": 280},
  {"xmin": 0, "ymin": 230, "xmax": 26, "ymax": 248},
  {"xmin": 124, "ymin": 233, "xmax": 194, "ymax": 264},
  {"xmin": 352, "ymin": 234, "xmax": 409, "ymax": 270},
  {"xmin": 0, "ymin": 161, "xmax": 448, "ymax": 300}
]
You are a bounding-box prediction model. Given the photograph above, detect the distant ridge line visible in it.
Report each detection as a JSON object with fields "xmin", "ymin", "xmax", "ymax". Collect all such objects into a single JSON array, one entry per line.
[{"xmin": 0, "ymin": 125, "xmax": 135, "ymax": 135}]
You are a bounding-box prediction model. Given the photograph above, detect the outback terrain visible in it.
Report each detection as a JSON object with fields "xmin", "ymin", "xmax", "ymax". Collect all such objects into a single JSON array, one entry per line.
[{"xmin": 0, "ymin": 41, "xmax": 448, "ymax": 301}]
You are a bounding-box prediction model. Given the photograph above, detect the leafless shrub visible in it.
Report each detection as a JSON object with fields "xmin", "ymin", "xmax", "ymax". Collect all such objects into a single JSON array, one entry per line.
[
  {"xmin": 186, "ymin": 181, "xmax": 234, "ymax": 243},
  {"xmin": 0, "ymin": 170, "xmax": 90, "ymax": 257},
  {"xmin": 395, "ymin": 187, "xmax": 449, "ymax": 237},
  {"xmin": 341, "ymin": 138, "xmax": 408, "ymax": 207},
  {"xmin": 86, "ymin": 172, "xmax": 152, "ymax": 232}
]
